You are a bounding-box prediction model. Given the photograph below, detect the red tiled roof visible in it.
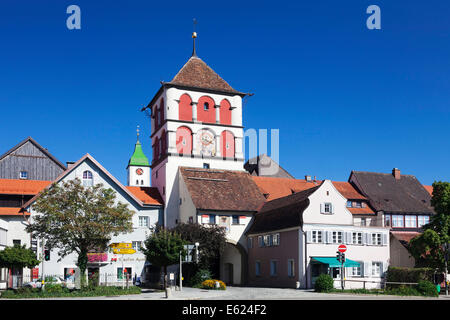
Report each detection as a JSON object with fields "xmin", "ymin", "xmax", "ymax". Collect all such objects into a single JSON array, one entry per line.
[
  {"xmin": 423, "ymin": 185, "xmax": 433, "ymax": 196},
  {"xmin": 0, "ymin": 179, "xmax": 51, "ymax": 195},
  {"xmin": 251, "ymin": 176, "xmax": 321, "ymax": 201},
  {"xmin": 347, "ymin": 207, "xmax": 375, "ymax": 215},
  {"xmin": 391, "ymin": 231, "xmax": 421, "ymax": 243},
  {"xmin": 168, "ymin": 56, "xmax": 241, "ymax": 94},
  {"xmin": 126, "ymin": 187, "xmax": 164, "ymax": 205},
  {"xmin": 0, "ymin": 207, "xmax": 30, "ymax": 216},
  {"xmin": 332, "ymin": 181, "xmax": 367, "ymax": 200}
]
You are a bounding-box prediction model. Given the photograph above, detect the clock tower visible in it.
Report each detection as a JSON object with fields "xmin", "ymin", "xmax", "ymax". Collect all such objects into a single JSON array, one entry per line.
[
  {"xmin": 141, "ymin": 32, "xmax": 249, "ymax": 227},
  {"xmin": 127, "ymin": 127, "xmax": 150, "ymax": 187}
]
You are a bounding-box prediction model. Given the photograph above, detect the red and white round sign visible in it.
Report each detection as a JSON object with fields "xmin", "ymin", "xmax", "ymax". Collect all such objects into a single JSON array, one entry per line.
[{"xmin": 338, "ymin": 244, "xmax": 347, "ymax": 253}]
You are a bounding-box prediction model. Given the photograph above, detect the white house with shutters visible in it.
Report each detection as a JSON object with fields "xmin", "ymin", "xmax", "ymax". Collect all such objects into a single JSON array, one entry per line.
[{"xmin": 247, "ymin": 180, "xmax": 390, "ymax": 289}]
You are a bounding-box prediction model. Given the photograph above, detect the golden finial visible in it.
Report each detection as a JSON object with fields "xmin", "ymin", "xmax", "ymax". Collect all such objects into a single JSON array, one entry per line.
[{"xmin": 192, "ymin": 18, "xmax": 198, "ymax": 57}]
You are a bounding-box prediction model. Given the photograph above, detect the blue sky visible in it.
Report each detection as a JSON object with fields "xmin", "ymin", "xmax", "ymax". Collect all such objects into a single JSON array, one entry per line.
[{"xmin": 0, "ymin": 0, "xmax": 449, "ymax": 185}]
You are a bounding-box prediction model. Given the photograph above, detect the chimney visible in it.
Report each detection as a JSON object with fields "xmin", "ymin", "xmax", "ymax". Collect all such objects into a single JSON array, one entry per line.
[
  {"xmin": 392, "ymin": 168, "xmax": 401, "ymax": 180},
  {"xmin": 305, "ymin": 175, "xmax": 312, "ymax": 182},
  {"xmin": 66, "ymin": 161, "xmax": 75, "ymax": 169}
]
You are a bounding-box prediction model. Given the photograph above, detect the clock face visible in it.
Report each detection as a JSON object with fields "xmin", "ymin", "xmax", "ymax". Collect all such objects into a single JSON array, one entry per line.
[
  {"xmin": 136, "ymin": 168, "xmax": 143, "ymax": 175},
  {"xmin": 197, "ymin": 130, "xmax": 215, "ymax": 156}
]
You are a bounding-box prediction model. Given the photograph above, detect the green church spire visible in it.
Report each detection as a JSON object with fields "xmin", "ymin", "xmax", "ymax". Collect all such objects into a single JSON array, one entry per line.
[{"xmin": 128, "ymin": 126, "xmax": 150, "ymax": 167}]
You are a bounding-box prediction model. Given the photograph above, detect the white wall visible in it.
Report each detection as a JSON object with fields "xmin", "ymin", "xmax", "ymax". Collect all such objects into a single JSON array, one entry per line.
[{"xmin": 27, "ymin": 158, "xmax": 161, "ymax": 284}]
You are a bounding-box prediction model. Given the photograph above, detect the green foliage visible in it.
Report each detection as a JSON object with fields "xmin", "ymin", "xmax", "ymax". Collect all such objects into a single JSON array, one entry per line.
[
  {"xmin": 141, "ymin": 228, "xmax": 187, "ymax": 268},
  {"xmin": 384, "ymin": 285, "xmax": 422, "ymax": 296},
  {"xmin": 26, "ymin": 178, "xmax": 135, "ymax": 287},
  {"xmin": 386, "ymin": 266, "xmax": 434, "ymax": 285},
  {"xmin": 408, "ymin": 181, "xmax": 450, "ymax": 271},
  {"xmin": 417, "ymin": 280, "xmax": 439, "ymax": 297},
  {"xmin": 1, "ymin": 285, "xmax": 141, "ymax": 299},
  {"xmin": 171, "ymin": 223, "xmax": 227, "ymax": 271},
  {"xmin": 189, "ymin": 269, "xmax": 212, "ymax": 287},
  {"xmin": 44, "ymin": 284, "xmax": 68, "ymax": 294},
  {"xmin": 0, "ymin": 245, "xmax": 40, "ymax": 270},
  {"xmin": 314, "ymin": 274, "xmax": 334, "ymax": 292}
]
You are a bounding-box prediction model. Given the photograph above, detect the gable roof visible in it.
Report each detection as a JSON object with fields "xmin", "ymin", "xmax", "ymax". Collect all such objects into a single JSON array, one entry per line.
[
  {"xmin": 244, "ymin": 154, "xmax": 294, "ymax": 178},
  {"xmin": 0, "ymin": 137, "xmax": 66, "ymax": 170},
  {"xmin": 22, "ymin": 154, "xmax": 163, "ymax": 210},
  {"xmin": 126, "ymin": 186, "xmax": 163, "ymax": 205},
  {"xmin": 246, "ymin": 185, "xmax": 320, "ymax": 234},
  {"xmin": 165, "ymin": 56, "xmax": 244, "ymax": 95},
  {"xmin": 350, "ymin": 171, "xmax": 434, "ymax": 214},
  {"xmin": 0, "ymin": 207, "xmax": 30, "ymax": 216},
  {"xmin": 252, "ymin": 176, "xmax": 322, "ymax": 201},
  {"xmin": 0, "ymin": 179, "xmax": 51, "ymax": 195},
  {"xmin": 423, "ymin": 185, "xmax": 433, "ymax": 196},
  {"xmin": 179, "ymin": 167, "xmax": 266, "ymax": 212}
]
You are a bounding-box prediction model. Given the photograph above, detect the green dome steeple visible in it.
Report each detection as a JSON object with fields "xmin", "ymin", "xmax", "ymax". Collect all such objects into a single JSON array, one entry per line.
[{"xmin": 128, "ymin": 126, "xmax": 150, "ymax": 167}]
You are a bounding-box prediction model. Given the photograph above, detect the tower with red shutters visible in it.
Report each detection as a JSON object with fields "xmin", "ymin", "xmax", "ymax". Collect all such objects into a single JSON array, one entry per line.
[{"xmin": 142, "ymin": 33, "xmax": 248, "ymax": 227}]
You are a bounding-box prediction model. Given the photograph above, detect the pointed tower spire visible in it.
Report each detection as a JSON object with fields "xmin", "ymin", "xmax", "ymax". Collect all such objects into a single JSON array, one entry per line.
[
  {"xmin": 192, "ymin": 18, "xmax": 198, "ymax": 57},
  {"xmin": 136, "ymin": 125, "xmax": 140, "ymax": 142}
]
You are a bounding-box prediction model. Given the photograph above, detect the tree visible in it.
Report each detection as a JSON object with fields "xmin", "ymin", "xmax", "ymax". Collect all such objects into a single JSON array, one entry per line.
[
  {"xmin": 409, "ymin": 181, "xmax": 450, "ymax": 271},
  {"xmin": 0, "ymin": 245, "xmax": 40, "ymax": 273},
  {"xmin": 141, "ymin": 228, "xmax": 186, "ymax": 289},
  {"xmin": 171, "ymin": 223, "xmax": 227, "ymax": 278},
  {"xmin": 25, "ymin": 179, "xmax": 135, "ymax": 287}
]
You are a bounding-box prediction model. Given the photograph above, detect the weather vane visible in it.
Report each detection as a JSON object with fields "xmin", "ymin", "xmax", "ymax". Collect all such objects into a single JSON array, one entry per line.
[{"xmin": 192, "ymin": 18, "xmax": 198, "ymax": 57}]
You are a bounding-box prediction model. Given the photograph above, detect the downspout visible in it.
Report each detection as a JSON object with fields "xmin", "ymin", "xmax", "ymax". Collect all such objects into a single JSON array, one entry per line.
[{"xmin": 304, "ymin": 230, "xmax": 308, "ymax": 289}]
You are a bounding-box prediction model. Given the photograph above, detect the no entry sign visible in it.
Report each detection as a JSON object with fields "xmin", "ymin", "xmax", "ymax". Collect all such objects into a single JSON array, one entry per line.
[{"xmin": 338, "ymin": 244, "xmax": 347, "ymax": 253}]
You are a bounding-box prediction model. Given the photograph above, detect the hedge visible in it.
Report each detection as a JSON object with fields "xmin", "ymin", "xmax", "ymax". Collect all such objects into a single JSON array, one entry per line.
[{"xmin": 386, "ymin": 267, "xmax": 434, "ymax": 284}]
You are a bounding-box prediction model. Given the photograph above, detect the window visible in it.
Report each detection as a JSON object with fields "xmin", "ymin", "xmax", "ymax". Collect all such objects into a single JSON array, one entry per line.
[
  {"xmin": 209, "ymin": 214, "xmax": 216, "ymax": 224},
  {"xmin": 355, "ymin": 201, "xmax": 362, "ymax": 208},
  {"xmin": 19, "ymin": 171, "xmax": 28, "ymax": 179},
  {"xmin": 371, "ymin": 262, "xmax": 382, "ymax": 277},
  {"xmin": 132, "ymin": 241, "xmax": 143, "ymax": 251},
  {"xmin": 258, "ymin": 236, "xmax": 264, "ymax": 247},
  {"xmin": 392, "ymin": 215, "xmax": 404, "ymax": 228},
  {"xmin": 255, "ymin": 261, "xmax": 261, "ymax": 276},
  {"xmin": 324, "ymin": 203, "xmax": 332, "ymax": 214},
  {"xmin": 247, "ymin": 237, "xmax": 253, "ymax": 249},
  {"xmin": 418, "ymin": 215, "xmax": 430, "ymax": 228},
  {"xmin": 352, "ymin": 232, "xmax": 362, "ymax": 245},
  {"xmin": 312, "ymin": 231, "xmax": 323, "ymax": 243},
  {"xmin": 360, "ymin": 218, "xmax": 367, "ymax": 226},
  {"xmin": 273, "ymin": 233, "xmax": 280, "ymax": 246},
  {"xmin": 332, "ymin": 231, "xmax": 343, "ymax": 244},
  {"xmin": 13, "ymin": 239, "xmax": 21, "ymax": 246},
  {"xmin": 139, "ymin": 216, "xmax": 149, "ymax": 227},
  {"xmin": 346, "ymin": 201, "xmax": 352, "ymax": 208},
  {"xmin": 349, "ymin": 263, "xmax": 362, "ymax": 277},
  {"xmin": 232, "ymin": 215, "xmax": 239, "ymax": 225},
  {"xmin": 371, "ymin": 233, "xmax": 382, "ymax": 246},
  {"xmin": 263, "ymin": 235, "xmax": 270, "ymax": 246},
  {"xmin": 82, "ymin": 170, "xmax": 93, "ymax": 186},
  {"xmin": 405, "ymin": 215, "xmax": 417, "ymax": 228},
  {"xmin": 384, "ymin": 215, "xmax": 391, "ymax": 227},
  {"xmin": 203, "ymin": 102, "xmax": 209, "ymax": 111},
  {"xmin": 203, "ymin": 163, "xmax": 210, "ymax": 169},
  {"xmin": 288, "ymin": 259, "xmax": 295, "ymax": 277},
  {"xmin": 270, "ymin": 260, "xmax": 278, "ymax": 276}
]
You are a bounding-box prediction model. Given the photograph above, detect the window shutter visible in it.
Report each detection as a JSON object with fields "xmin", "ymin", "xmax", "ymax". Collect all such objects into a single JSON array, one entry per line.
[
  {"xmin": 306, "ymin": 231, "xmax": 312, "ymax": 243},
  {"xmin": 320, "ymin": 203, "xmax": 324, "ymax": 214},
  {"xmin": 382, "ymin": 233, "xmax": 388, "ymax": 246},
  {"xmin": 362, "ymin": 233, "xmax": 367, "ymax": 245},
  {"xmin": 368, "ymin": 233, "xmax": 373, "ymax": 246},
  {"xmin": 363, "ymin": 262, "xmax": 370, "ymax": 277},
  {"xmin": 330, "ymin": 203, "xmax": 334, "ymax": 214},
  {"xmin": 327, "ymin": 231, "xmax": 332, "ymax": 244}
]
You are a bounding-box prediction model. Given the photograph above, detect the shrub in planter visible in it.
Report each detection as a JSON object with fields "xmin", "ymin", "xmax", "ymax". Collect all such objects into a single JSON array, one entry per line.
[
  {"xmin": 417, "ymin": 280, "xmax": 439, "ymax": 297},
  {"xmin": 314, "ymin": 274, "xmax": 334, "ymax": 292},
  {"xmin": 201, "ymin": 279, "xmax": 226, "ymax": 290}
]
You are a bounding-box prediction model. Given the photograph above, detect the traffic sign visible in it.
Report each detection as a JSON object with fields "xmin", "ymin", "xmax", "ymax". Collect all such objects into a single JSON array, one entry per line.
[
  {"xmin": 110, "ymin": 243, "xmax": 132, "ymax": 249},
  {"xmin": 112, "ymin": 248, "xmax": 136, "ymax": 254},
  {"xmin": 338, "ymin": 244, "xmax": 347, "ymax": 253}
]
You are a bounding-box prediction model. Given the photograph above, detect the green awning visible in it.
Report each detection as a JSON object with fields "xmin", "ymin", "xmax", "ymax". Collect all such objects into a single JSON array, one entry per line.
[{"xmin": 311, "ymin": 257, "xmax": 361, "ymax": 268}]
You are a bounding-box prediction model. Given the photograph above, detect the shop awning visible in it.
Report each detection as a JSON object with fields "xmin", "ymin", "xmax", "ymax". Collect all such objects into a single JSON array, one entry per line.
[{"xmin": 311, "ymin": 257, "xmax": 361, "ymax": 268}]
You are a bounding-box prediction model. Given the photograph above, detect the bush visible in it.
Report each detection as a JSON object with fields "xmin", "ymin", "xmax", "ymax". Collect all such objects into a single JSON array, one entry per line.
[
  {"xmin": 200, "ymin": 279, "xmax": 226, "ymax": 290},
  {"xmin": 417, "ymin": 280, "xmax": 439, "ymax": 297},
  {"xmin": 45, "ymin": 283, "xmax": 67, "ymax": 293},
  {"xmin": 385, "ymin": 285, "xmax": 421, "ymax": 296},
  {"xmin": 314, "ymin": 274, "xmax": 334, "ymax": 292},
  {"xmin": 189, "ymin": 269, "xmax": 212, "ymax": 287},
  {"xmin": 386, "ymin": 267, "xmax": 434, "ymax": 286}
]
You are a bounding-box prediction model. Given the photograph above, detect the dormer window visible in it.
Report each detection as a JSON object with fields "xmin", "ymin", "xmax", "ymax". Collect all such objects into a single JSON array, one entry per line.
[
  {"xmin": 82, "ymin": 170, "xmax": 93, "ymax": 187},
  {"xmin": 19, "ymin": 171, "xmax": 28, "ymax": 179}
]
